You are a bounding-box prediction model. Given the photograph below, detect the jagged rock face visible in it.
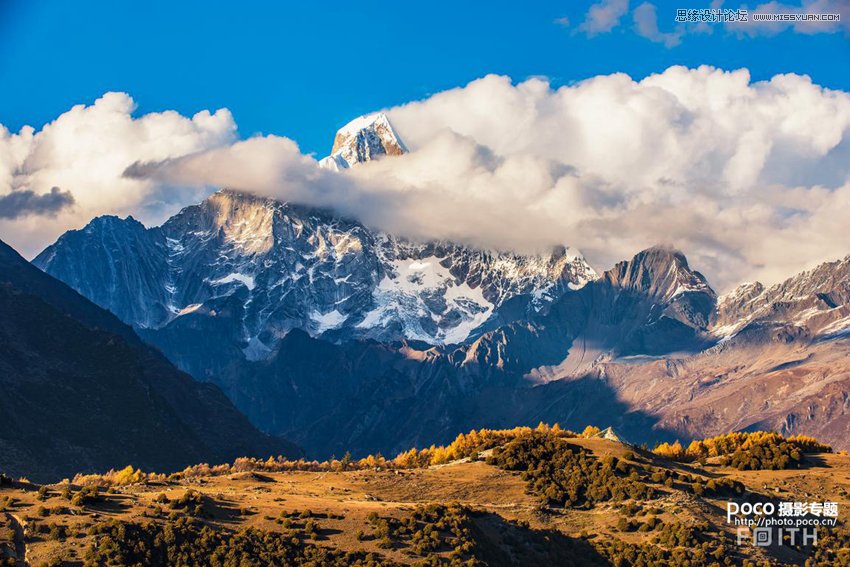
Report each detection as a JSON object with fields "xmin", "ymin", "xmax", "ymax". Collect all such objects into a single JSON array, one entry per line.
[
  {"xmin": 604, "ymin": 246, "xmax": 713, "ymax": 302},
  {"xmin": 35, "ymin": 190, "xmax": 596, "ymax": 377},
  {"xmin": 602, "ymin": 245, "xmax": 716, "ymax": 330},
  {"xmin": 713, "ymin": 281, "xmax": 766, "ymax": 330},
  {"xmin": 32, "ymin": 215, "xmax": 172, "ymax": 329},
  {"xmin": 318, "ymin": 112, "xmax": 408, "ymax": 170},
  {"xmin": 713, "ymin": 255, "xmax": 850, "ymax": 340},
  {"xmin": 463, "ymin": 246, "xmax": 719, "ymax": 378}
]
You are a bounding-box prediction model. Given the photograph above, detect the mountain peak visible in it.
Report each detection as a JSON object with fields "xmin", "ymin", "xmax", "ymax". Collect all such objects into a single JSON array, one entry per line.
[
  {"xmin": 204, "ymin": 188, "xmax": 278, "ymax": 212},
  {"xmin": 319, "ymin": 112, "xmax": 408, "ymax": 170},
  {"xmin": 638, "ymin": 244, "xmax": 687, "ymax": 263},
  {"xmin": 85, "ymin": 214, "xmax": 146, "ymax": 232},
  {"xmin": 605, "ymin": 245, "xmax": 713, "ymax": 301},
  {"xmin": 172, "ymin": 189, "xmax": 279, "ymax": 255}
]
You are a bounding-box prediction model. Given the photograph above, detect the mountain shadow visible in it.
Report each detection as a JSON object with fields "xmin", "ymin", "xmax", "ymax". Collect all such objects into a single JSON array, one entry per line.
[
  {"xmin": 205, "ymin": 329, "xmax": 680, "ymax": 460},
  {"xmin": 468, "ymin": 510, "xmax": 611, "ymax": 566},
  {"xmin": 0, "ymin": 239, "xmax": 299, "ymax": 483}
]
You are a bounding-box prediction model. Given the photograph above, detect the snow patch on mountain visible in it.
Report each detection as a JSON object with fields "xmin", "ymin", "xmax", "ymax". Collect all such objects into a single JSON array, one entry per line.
[
  {"xmin": 311, "ymin": 309, "xmax": 349, "ymax": 333},
  {"xmin": 357, "ymin": 256, "xmax": 494, "ymax": 344},
  {"xmin": 821, "ymin": 315, "xmax": 850, "ymax": 337},
  {"xmin": 210, "ymin": 272, "xmax": 256, "ymax": 290}
]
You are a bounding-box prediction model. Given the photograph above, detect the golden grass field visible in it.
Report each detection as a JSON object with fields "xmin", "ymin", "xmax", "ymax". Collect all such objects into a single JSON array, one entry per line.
[{"xmin": 2, "ymin": 436, "xmax": 849, "ymax": 566}]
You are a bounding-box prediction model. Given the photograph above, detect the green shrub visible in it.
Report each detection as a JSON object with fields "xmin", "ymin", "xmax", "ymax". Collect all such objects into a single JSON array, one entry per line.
[{"xmin": 487, "ymin": 431, "xmax": 654, "ymax": 508}]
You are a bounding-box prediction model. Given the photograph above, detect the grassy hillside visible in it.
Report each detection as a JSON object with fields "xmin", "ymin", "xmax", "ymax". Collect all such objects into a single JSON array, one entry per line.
[{"xmin": 1, "ymin": 427, "xmax": 847, "ymax": 566}]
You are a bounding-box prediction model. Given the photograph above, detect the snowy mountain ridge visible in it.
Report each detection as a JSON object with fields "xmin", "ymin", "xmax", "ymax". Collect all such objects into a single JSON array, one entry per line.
[
  {"xmin": 713, "ymin": 254, "xmax": 850, "ymax": 340},
  {"xmin": 34, "ymin": 190, "xmax": 597, "ymax": 364},
  {"xmin": 34, "ymin": 110, "xmax": 599, "ymax": 373}
]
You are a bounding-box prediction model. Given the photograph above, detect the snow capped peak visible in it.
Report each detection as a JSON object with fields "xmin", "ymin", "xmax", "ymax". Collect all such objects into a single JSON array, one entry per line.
[
  {"xmin": 37, "ymin": 188, "xmax": 598, "ymax": 353},
  {"xmin": 335, "ymin": 112, "xmax": 396, "ymax": 140},
  {"xmin": 319, "ymin": 112, "xmax": 408, "ymax": 170},
  {"xmin": 551, "ymin": 244, "xmax": 595, "ymax": 273},
  {"xmin": 713, "ymin": 254, "xmax": 850, "ymax": 339},
  {"xmin": 205, "ymin": 188, "xmax": 278, "ymax": 213}
]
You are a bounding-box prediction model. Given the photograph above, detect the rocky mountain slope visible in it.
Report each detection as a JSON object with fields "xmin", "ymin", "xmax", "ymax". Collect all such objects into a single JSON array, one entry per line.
[
  {"xmin": 207, "ymin": 245, "xmax": 725, "ymax": 458},
  {"xmin": 31, "ymin": 215, "xmax": 762, "ymax": 458},
  {"xmin": 34, "ymin": 189, "xmax": 596, "ymax": 380},
  {"xmin": 0, "ymin": 238, "xmax": 298, "ymax": 482},
  {"xmin": 713, "ymin": 255, "xmax": 850, "ymax": 341}
]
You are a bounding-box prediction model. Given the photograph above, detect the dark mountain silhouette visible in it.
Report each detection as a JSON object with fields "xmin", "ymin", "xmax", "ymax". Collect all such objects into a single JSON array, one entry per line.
[{"xmin": 0, "ymin": 238, "xmax": 299, "ymax": 482}]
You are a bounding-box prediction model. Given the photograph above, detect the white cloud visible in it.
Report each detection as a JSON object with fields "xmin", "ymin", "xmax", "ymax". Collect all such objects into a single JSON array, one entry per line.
[
  {"xmin": 0, "ymin": 92, "xmax": 236, "ymax": 257},
  {"xmin": 378, "ymin": 69, "xmax": 850, "ymax": 289},
  {"xmin": 575, "ymin": 0, "xmax": 848, "ymax": 45},
  {"xmin": 579, "ymin": 0, "xmax": 630, "ymax": 35},
  {"xmin": 128, "ymin": 67, "xmax": 850, "ymax": 291},
  {"xmin": 633, "ymin": 2, "xmax": 683, "ymax": 46},
  {"xmin": 3, "ymin": 67, "xmax": 850, "ymax": 292},
  {"xmin": 731, "ymin": 0, "xmax": 850, "ymax": 36}
]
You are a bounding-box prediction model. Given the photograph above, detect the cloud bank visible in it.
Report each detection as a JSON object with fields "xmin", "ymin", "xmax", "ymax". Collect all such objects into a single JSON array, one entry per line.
[
  {"xmin": 373, "ymin": 67, "xmax": 850, "ymax": 290},
  {"xmin": 2, "ymin": 66, "xmax": 850, "ymax": 291},
  {"xmin": 0, "ymin": 92, "xmax": 235, "ymax": 257}
]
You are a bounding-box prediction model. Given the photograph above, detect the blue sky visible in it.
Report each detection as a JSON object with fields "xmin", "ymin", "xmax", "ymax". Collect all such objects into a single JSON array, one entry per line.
[{"xmin": 1, "ymin": 0, "xmax": 848, "ymax": 156}]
